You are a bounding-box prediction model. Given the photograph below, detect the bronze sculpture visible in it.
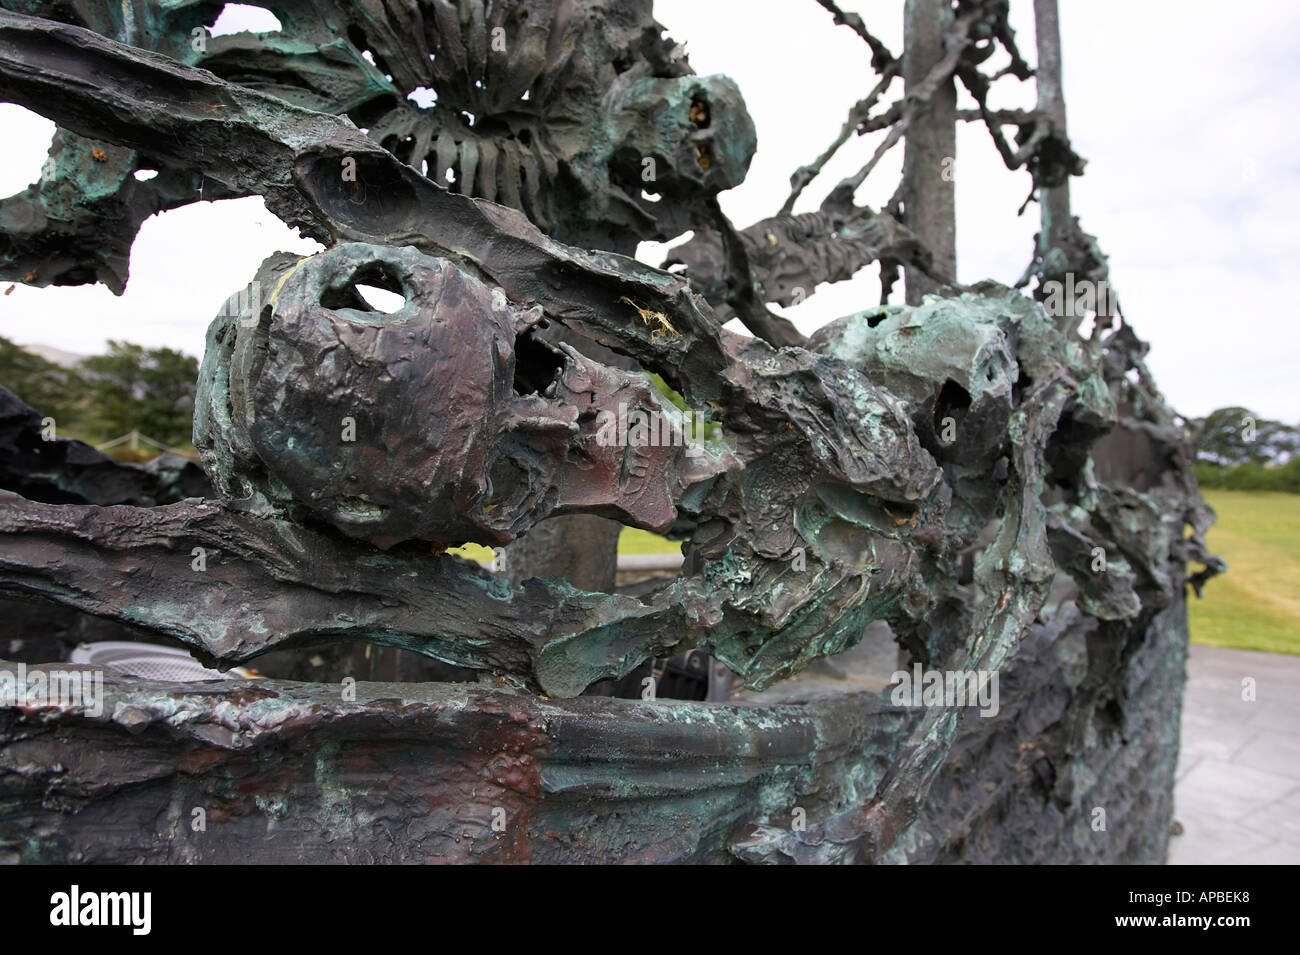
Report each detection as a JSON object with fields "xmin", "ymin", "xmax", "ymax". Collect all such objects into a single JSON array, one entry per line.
[{"xmin": 0, "ymin": 0, "xmax": 1220, "ymax": 864}]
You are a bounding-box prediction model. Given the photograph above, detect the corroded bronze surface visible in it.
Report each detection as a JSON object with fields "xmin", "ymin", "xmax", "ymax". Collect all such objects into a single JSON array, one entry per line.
[{"xmin": 0, "ymin": 1, "xmax": 1220, "ymax": 864}]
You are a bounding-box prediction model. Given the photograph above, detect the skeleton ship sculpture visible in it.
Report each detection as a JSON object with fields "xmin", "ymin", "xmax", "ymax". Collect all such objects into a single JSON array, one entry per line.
[{"xmin": 0, "ymin": 0, "xmax": 1219, "ymax": 863}]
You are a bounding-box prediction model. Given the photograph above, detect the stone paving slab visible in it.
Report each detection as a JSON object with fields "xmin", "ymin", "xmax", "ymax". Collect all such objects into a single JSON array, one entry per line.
[{"xmin": 1169, "ymin": 645, "xmax": 1300, "ymax": 865}]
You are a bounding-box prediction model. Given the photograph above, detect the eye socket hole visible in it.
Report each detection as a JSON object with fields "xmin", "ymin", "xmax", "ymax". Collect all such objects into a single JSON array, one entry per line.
[
  {"xmin": 934, "ymin": 378, "xmax": 972, "ymax": 428},
  {"xmin": 513, "ymin": 329, "xmax": 566, "ymax": 396},
  {"xmin": 354, "ymin": 284, "xmax": 405, "ymax": 313},
  {"xmin": 319, "ymin": 262, "xmax": 407, "ymax": 314},
  {"xmin": 689, "ymin": 95, "xmax": 710, "ymax": 128}
]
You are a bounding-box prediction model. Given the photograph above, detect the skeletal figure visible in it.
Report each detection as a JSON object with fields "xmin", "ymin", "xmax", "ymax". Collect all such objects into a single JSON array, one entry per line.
[
  {"xmin": 0, "ymin": 0, "xmax": 756, "ymax": 293},
  {"xmin": 196, "ymin": 243, "xmax": 728, "ymax": 550},
  {"xmin": 191, "ymin": 238, "xmax": 1108, "ymax": 705}
]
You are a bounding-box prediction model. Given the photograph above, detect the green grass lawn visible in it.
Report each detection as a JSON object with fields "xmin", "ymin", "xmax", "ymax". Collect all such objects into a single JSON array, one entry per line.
[
  {"xmin": 617, "ymin": 527, "xmax": 680, "ymax": 555},
  {"xmin": 1188, "ymin": 490, "xmax": 1300, "ymax": 655}
]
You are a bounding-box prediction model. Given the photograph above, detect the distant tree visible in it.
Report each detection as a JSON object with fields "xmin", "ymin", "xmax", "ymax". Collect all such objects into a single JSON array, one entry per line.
[
  {"xmin": 78, "ymin": 340, "xmax": 199, "ymax": 447},
  {"xmin": 78, "ymin": 340, "xmax": 146, "ymax": 442},
  {"xmin": 0, "ymin": 335, "xmax": 86, "ymax": 427},
  {"xmin": 1192, "ymin": 406, "xmax": 1299, "ymax": 466},
  {"xmin": 138, "ymin": 345, "xmax": 201, "ymax": 448}
]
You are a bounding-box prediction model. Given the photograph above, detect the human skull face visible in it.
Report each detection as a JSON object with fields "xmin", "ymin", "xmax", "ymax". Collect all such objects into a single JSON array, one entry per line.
[
  {"xmin": 604, "ymin": 74, "xmax": 757, "ymax": 203},
  {"xmin": 202, "ymin": 243, "xmax": 727, "ymax": 549}
]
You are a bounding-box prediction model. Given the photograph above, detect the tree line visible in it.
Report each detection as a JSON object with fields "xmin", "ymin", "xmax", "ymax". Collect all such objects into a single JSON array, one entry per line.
[
  {"xmin": 0, "ymin": 335, "xmax": 199, "ymax": 454},
  {"xmin": 1190, "ymin": 406, "xmax": 1300, "ymax": 493}
]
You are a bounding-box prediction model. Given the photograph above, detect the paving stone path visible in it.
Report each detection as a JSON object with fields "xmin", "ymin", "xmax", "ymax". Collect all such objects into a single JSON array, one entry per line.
[{"xmin": 1170, "ymin": 645, "xmax": 1300, "ymax": 864}]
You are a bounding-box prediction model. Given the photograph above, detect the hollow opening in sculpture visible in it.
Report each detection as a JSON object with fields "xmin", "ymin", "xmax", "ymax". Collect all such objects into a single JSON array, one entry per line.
[
  {"xmin": 208, "ymin": 4, "xmax": 282, "ymax": 37},
  {"xmin": 513, "ymin": 328, "xmax": 567, "ymax": 397},
  {"xmin": 317, "ymin": 261, "xmax": 406, "ymax": 315}
]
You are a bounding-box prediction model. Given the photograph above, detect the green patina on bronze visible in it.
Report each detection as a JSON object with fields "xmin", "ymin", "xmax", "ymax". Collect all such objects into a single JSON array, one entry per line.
[{"xmin": 0, "ymin": 0, "xmax": 1221, "ymax": 864}]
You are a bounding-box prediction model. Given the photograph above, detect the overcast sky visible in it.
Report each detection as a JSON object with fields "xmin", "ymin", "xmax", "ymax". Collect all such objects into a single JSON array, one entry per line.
[{"xmin": 1, "ymin": 0, "xmax": 1296, "ymax": 422}]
